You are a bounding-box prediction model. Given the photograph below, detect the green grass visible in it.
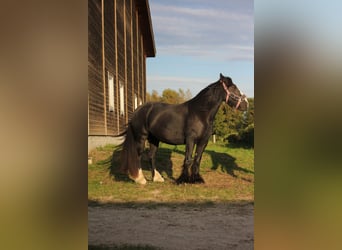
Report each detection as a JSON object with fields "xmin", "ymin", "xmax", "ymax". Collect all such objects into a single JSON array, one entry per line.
[{"xmin": 88, "ymin": 142, "xmax": 254, "ymax": 204}]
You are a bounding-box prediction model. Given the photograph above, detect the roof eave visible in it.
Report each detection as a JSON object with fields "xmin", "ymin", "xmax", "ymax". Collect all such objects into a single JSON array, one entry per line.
[{"xmin": 135, "ymin": 0, "xmax": 156, "ymax": 57}]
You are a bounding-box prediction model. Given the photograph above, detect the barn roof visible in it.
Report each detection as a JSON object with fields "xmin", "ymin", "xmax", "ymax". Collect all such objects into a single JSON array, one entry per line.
[{"xmin": 135, "ymin": 0, "xmax": 156, "ymax": 57}]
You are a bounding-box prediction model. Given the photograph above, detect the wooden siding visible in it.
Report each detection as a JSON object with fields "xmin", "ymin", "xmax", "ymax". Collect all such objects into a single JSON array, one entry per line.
[
  {"xmin": 139, "ymin": 33, "xmax": 144, "ymax": 103},
  {"xmin": 88, "ymin": 0, "xmax": 155, "ymax": 136},
  {"xmin": 104, "ymin": 0, "xmax": 117, "ymax": 135},
  {"xmin": 88, "ymin": 0, "xmax": 104, "ymax": 135},
  {"xmin": 116, "ymin": 0, "xmax": 126, "ymax": 133},
  {"xmin": 133, "ymin": 9, "xmax": 138, "ymax": 108},
  {"xmin": 126, "ymin": 0, "xmax": 132, "ymax": 120}
]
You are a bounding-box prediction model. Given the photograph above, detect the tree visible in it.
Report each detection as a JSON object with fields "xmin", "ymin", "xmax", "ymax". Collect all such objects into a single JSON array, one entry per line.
[
  {"xmin": 151, "ymin": 90, "xmax": 159, "ymax": 102},
  {"xmin": 213, "ymin": 98, "xmax": 254, "ymax": 147},
  {"xmin": 161, "ymin": 89, "xmax": 180, "ymax": 104},
  {"xmin": 213, "ymin": 104, "xmax": 229, "ymax": 141},
  {"xmin": 146, "ymin": 88, "xmax": 192, "ymax": 104},
  {"xmin": 178, "ymin": 88, "xmax": 192, "ymax": 103}
]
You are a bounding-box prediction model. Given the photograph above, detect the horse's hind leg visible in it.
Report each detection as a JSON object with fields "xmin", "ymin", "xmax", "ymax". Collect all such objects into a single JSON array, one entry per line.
[
  {"xmin": 134, "ymin": 136, "xmax": 147, "ymax": 185},
  {"xmin": 148, "ymin": 136, "xmax": 164, "ymax": 182}
]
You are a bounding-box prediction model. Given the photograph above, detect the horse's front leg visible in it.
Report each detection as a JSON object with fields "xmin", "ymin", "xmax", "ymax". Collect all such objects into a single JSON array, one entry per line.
[
  {"xmin": 176, "ymin": 139, "xmax": 195, "ymax": 184},
  {"xmin": 189, "ymin": 140, "xmax": 209, "ymax": 183}
]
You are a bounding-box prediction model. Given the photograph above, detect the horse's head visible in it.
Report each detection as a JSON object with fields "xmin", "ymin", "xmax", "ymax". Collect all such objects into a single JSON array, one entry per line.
[{"xmin": 219, "ymin": 73, "xmax": 249, "ymax": 111}]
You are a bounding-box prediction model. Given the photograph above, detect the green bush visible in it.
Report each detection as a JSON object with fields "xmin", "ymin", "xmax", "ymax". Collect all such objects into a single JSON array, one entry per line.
[{"xmin": 227, "ymin": 123, "xmax": 254, "ymax": 148}]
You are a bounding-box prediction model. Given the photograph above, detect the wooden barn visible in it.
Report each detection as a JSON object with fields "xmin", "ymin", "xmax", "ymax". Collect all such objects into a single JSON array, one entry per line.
[{"xmin": 88, "ymin": 0, "xmax": 156, "ymax": 149}]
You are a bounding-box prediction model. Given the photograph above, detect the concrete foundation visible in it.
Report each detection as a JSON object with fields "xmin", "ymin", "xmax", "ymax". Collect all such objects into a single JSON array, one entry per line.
[{"xmin": 88, "ymin": 135, "xmax": 125, "ymax": 153}]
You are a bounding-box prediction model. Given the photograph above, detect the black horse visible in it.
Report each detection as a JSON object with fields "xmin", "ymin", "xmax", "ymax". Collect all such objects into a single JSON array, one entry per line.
[{"xmin": 118, "ymin": 73, "xmax": 248, "ymax": 184}]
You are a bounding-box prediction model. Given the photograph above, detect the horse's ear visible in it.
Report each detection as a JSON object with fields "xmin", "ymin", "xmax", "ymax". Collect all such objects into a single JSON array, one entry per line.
[{"xmin": 220, "ymin": 73, "xmax": 223, "ymax": 79}]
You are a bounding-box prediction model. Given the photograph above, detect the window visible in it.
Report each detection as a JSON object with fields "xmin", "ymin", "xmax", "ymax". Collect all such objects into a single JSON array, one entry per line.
[
  {"xmin": 119, "ymin": 81, "xmax": 125, "ymax": 116},
  {"xmin": 108, "ymin": 72, "xmax": 114, "ymax": 112},
  {"xmin": 134, "ymin": 94, "xmax": 138, "ymax": 110}
]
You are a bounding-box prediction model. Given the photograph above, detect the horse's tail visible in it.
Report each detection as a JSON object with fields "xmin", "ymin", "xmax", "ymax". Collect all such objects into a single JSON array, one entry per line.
[{"xmin": 120, "ymin": 123, "xmax": 140, "ymax": 179}]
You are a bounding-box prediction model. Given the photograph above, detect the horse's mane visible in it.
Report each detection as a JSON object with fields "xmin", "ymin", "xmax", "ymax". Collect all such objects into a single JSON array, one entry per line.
[{"xmin": 187, "ymin": 80, "xmax": 222, "ymax": 105}]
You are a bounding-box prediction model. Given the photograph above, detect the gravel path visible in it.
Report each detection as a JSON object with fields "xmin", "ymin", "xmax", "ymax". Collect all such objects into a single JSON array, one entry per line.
[{"xmin": 88, "ymin": 202, "xmax": 254, "ymax": 249}]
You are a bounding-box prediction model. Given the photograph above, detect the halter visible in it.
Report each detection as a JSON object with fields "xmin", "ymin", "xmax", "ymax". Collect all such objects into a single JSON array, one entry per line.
[{"xmin": 220, "ymin": 80, "xmax": 243, "ymax": 109}]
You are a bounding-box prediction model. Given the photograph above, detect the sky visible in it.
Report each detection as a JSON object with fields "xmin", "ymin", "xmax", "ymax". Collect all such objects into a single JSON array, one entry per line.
[{"xmin": 146, "ymin": 0, "xmax": 254, "ymax": 98}]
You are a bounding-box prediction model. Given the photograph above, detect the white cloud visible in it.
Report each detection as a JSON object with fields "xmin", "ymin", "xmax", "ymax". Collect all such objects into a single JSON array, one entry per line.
[
  {"xmin": 149, "ymin": 1, "xmax": 254, "ymax": 61},
  {"xmin": 147, "ymin": 1, "xmax": 254, "ymax": 97},
  {"xmin": 152, "ymin": 4, "xmax": 251, "ymax": 21}
]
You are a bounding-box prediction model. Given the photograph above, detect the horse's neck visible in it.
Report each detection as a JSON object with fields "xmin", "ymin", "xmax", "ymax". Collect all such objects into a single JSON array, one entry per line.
[
  {"xmin": 188, "ymin": 90, "xmax": 223, "ymax": 122},
  {"xmin": 207, "ymin": 101, "xmax": 222, "ymax": 122}
]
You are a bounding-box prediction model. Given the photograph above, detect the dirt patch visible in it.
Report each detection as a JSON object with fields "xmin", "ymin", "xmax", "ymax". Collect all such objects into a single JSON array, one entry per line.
[{"xmin": 88, "ymin": 202, "xmax": 253, "ymax": 250}]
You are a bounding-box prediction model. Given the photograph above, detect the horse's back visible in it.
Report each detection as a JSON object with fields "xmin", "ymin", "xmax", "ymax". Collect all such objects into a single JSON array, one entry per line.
[{"xmin": 130, "ymin": 101, "xmax": 172, "ymax": 132}]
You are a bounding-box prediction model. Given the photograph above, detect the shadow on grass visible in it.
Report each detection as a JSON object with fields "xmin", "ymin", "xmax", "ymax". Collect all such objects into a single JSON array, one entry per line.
[
  {"xmin": 205, "ymin": 150, "xmax": 254, "ymax": 182},
  {"xmin": 108, "ymin": 146, "xmax": 176, "ymax": 182},
  {"xmin": 226, "ymin": 142, "xmax": 254, "ymax": 149},
  {"xmin": 170, "ymin": 147, "xmax": 253, "ymax": 181},
  {"xmin": 105, "ymin": 144, "xmax": 253, "ymax": 183},
  {"xmin": 107, "ymin": 145, "xmax": 133, "ymax": 182}
]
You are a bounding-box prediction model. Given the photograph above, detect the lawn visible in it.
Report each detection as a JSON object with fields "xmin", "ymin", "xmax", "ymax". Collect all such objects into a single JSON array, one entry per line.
[{"xmin": 88, "ymin": 142, "xmax": 254, "ymax": 204}]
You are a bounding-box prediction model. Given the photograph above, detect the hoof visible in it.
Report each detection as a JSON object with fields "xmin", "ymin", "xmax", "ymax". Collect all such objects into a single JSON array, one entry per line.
[
  {"xmin": 153, "ymin": 170, "xmax": 165, "ymax": 182},
  {"xmin": 189, "ymin": 174, "xmax": 205, "ymax": 184},
  {"xmin": 176, "ymin": 173, "xmax": 189, "ymax": 184},
  {"xmin": 134, "ymin": 168, "xmax": 147, "ymax": 185}
]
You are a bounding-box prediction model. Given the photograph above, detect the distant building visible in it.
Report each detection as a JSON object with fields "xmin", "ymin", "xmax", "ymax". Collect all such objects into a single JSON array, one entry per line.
[{"xmin": 88, "ymin": 0, "xmax": 156, "ymax": 150}]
